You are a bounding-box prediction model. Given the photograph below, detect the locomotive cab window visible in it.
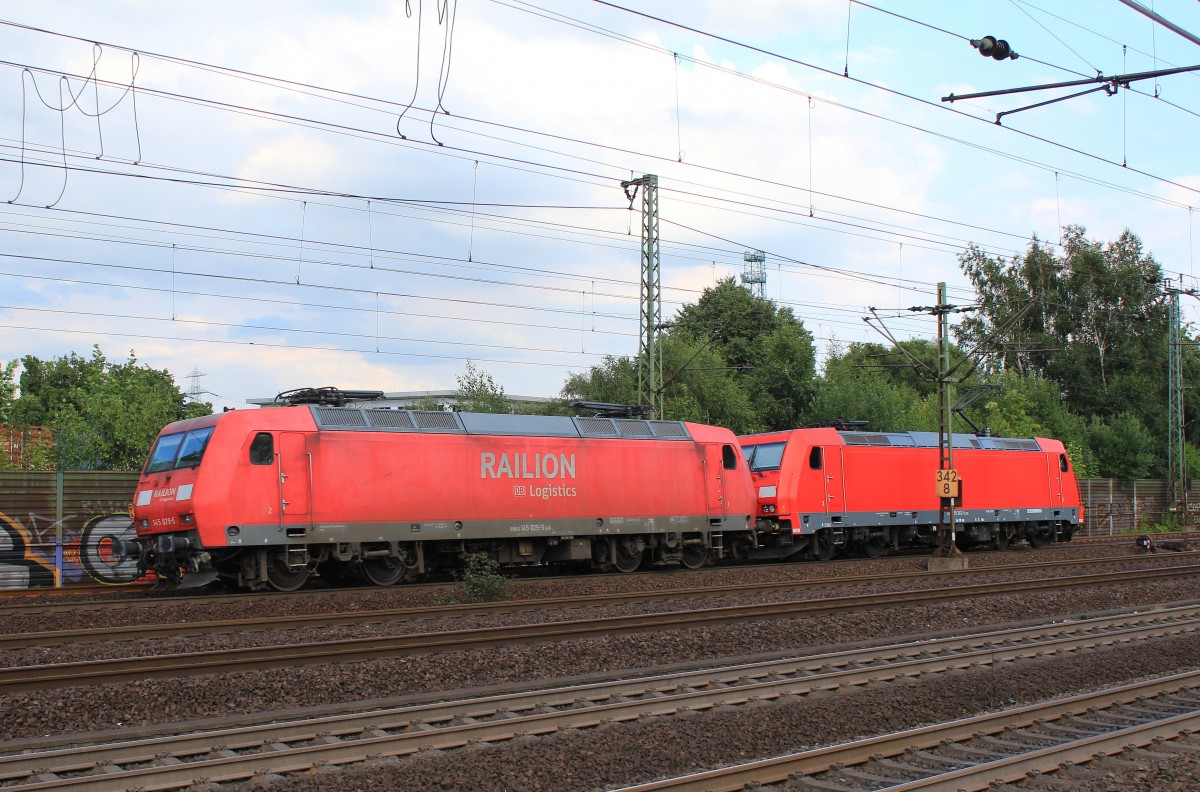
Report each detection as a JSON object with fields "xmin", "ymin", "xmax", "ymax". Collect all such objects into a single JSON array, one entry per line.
[
  {"xmin": 808, "ymin": 447, "xmax": 822, "ymax": 470},
  {"xmin": 1059, "ymin": 454, "xmax": 1069, "ymax": 473},
  {"xmin": 250, "ymin": 432, "xmax": 274, "ymax": 465},
  {"xmin": 145, "ymin": 433, "xmax": 185, "ymax": 473},
  {"xmin": 146, "ymin": 426, "xmax": 215, "ymax": 472},
  {"xmin": 744, "ymin": 441, "xmax": 785, "ymax": 472},
  {"xmin": 722, "ymin": 444, "xmax": 738, "ymax": 470},
  {"xmin": 175, "ymin": 427, "xmax": 215, "ymax": 469}
]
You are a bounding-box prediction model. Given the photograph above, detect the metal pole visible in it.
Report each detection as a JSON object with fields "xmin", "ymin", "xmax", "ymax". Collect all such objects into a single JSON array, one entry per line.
[
  {"xmin": 936, "ymin": 282, "xmax": 960, "ymax": 557},
  {"xmin": 624, "ymin": 174, "xmax": 662, "ymax": 419},
  {"xmin": 1167, "ymin": 284, "xmax": 1187, "ymax": 525}
]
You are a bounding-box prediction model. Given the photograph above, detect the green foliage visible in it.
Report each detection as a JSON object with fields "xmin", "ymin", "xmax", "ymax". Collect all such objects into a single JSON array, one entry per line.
[
  {"xmin": 811, "ymin": 346, "xmax": 932, "ymax": 432},
  {"xmin": 561, "ymin": 355, "xmax": 638, "ymax": 407},
  {"xmin": 564, "ymin": 278, "xmax": 814, "ymax": 433},
  {"xmin": 1085, "ymin": 412, "xmax": 1160, "ymax": 479},
  {"xmin": 956, "ymin": 227, "xmax": 1183, "ymax": 477},
  {"xmin": 559, "ymin": 240, "xmax": 1200, "ymax": 481},
  {"xmin": 0, "ymin": 360, "xmax": 16, "ymax": 423},
  {"xmin": 459, "ymin": 552, "xmax": 508, "ymax": 602},
  {"xmin": 410, "ymin": 394, "xmax": 443, "ymax": 412},
  {"xmin": 456, "ymin": 361, "xmax": 512, "ymax": 413},
  {"xmin": 3, "ymin": 346, "xmax": 211, "ymax": 471}
]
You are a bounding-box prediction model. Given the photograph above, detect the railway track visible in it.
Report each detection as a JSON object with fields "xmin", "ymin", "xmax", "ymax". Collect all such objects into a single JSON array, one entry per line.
[
  {"xmin": 3, "ymin": 552, "xmax": 1195, "ymax": 646},
  {"xmin": 2, "ymin": 604, "xmax": 1197, "ymax": 791},
  {"xmin": 3, "ymin": 563, "xmax": 1199, "ymax": 694},
  {"xmin": 1, "ymin": 538, "xmax": 1187, "ymax": 616},
  {"xmin": 615, "ymin": 672, "xmax": 1200, "ymax": 791}
]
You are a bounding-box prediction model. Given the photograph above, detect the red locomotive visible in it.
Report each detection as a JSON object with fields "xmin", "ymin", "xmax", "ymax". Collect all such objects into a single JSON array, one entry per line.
[
  {"xmin": 738, "ymin": 427, "xmax": 1082, "ymax": 560},
  {"xmin": 117, "ymin": 387, "xmax": 1082, "ymax": 591},
  {"xmin": 117, "ymin": 396, "xmax": 756, "ymax": 590}
]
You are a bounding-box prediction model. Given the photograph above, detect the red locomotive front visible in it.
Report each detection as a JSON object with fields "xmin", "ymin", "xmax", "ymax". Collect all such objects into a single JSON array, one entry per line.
[{"xmin": 118, "ymin": 405, "xmax": 755, "ymax": 590}]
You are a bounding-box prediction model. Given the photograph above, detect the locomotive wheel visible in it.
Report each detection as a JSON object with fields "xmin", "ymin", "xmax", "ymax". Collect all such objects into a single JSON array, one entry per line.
[
  {"xmin": 612, "ymin": 540, "xmax": 643, "ymax": 573},
  {"xmin": 362, "ymin": 557, "xmax": 406, "ymax": 586},
  {"xmin": 679, "ymin": 539, "xmax": 708, "ymax": 570},
  {"xmin": 810, "ymin": 529, "xmax": 836, "ymax": 561},
  {"xmin": 992, "ymin": 527, "xmax": 1010, "ymax": 551},
  {"xmin": 860, "ymin": 533, "xmax": 887, "ymax": 558},
  {"xmin": 266, "ymin": 555, "xmax": 310, "ymax": 592}
]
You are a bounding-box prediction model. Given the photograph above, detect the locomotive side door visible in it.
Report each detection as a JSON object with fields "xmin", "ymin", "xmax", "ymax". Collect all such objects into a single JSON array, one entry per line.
[
  {"xmin": 278, "ymin": 432, "xmax": 311, "ymax": 521},
  {"xmin": 1047, "ymin": 452, "xmax": 1065, "ymax": 507},
  {"xmin": 703, "ymin": 443, "xmax": 730, "ymax": 519},
  {"xmin": 822, "ymin": 446, "xmax": 846, "ymax": 514}
]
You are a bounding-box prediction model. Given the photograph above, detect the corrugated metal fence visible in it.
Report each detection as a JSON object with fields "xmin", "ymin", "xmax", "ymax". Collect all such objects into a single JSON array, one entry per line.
[
  {"xmin": 1, "ymin": 473, "xmax": 1197, "ymax": 590},
  {"xmin": 1077, "ymin": 478, "xmax": 1200, "ymax": 536},
  {"xmin": 0, "ymin": 471, "xmax": 142, "ymax": 590}
]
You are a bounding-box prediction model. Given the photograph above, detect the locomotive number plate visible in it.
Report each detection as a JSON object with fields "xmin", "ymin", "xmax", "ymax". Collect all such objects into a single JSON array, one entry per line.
[{"xmin": 935, "ymin": 468, "xmax": 960, "ymax": 498}]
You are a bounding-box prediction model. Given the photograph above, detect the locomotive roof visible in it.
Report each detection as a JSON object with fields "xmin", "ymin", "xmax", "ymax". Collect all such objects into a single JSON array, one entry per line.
[
  {"xmin": 307, "ymin": 405, "xmax": 695, "ymax": 441},
  {"xmin": 741, "ymin": 427, "xmax": 1048, "ymax": 453},
  {"xmin": 839, "ymin": 430, "xmax": 1043, "ymax": 452}
]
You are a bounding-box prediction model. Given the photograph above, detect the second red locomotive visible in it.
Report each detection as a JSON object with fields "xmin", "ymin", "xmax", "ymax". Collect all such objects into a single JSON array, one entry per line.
[{"xmin": 738, "ymin": 427, "xmax": 1082, "ymax": 560}]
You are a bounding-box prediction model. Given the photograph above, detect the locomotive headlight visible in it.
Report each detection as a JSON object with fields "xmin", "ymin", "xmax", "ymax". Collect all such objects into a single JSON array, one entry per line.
[
  {"xmin": 181, "ymin": 513, "xmax": 194, "ymax": 524},
  {"xmin": 762, "ymin": 505, "xmax": 776, "ymax": 514},
  {"xmin": 140, "ymin": 519, "xmax": 150, "ymax": 529}
]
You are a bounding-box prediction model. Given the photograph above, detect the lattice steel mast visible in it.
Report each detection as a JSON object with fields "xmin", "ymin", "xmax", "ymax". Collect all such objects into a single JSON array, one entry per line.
[{"xmin": 622, "ymin": 174, "xmax": 662, "ymax": 418}]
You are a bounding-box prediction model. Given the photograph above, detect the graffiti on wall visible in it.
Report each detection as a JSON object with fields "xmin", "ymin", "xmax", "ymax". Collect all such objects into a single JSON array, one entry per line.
[{"xmin": 0, "ymin": 508, "xmax": 147, "ymax": 588}]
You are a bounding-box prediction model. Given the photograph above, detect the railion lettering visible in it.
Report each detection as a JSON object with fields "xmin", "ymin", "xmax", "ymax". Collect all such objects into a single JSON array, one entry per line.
[{"xmin": 481, "ymin": 452, "xmax": 577, "ymax": 480}]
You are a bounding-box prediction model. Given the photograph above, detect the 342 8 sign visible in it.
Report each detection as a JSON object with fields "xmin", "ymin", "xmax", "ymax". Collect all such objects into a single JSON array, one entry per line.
[{"xmin": 935, "ymin": 468, "xmax": 960, "ymax": 499}]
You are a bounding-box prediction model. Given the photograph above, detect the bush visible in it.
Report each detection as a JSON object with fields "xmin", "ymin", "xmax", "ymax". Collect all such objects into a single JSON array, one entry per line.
[{"xmin": 460, "ymin": 552, "xmax": 508, "ymax": 603}]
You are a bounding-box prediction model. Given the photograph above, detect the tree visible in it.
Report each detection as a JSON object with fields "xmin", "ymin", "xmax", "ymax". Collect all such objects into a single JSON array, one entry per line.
[
  {"xmin": 1086, "ymin": 412, "xmax": 1159, "ymax": 480},
  {"xmin": 0, "ymin": 360, "xmax": 16, "ymax": 423},
  {"xmin": 811, "ymin": 344, "xmax": 932, "ymax": 432},
  {"xmin": 456, "ymin": 361, "xmax": 512, "ymax": 413},
  {"xmin": 563, "ymin": 278, "xmax": 816, "ymax": 432},
  {"xmin": 957, "ymin": 226, "xmax": 1167, "ymax": 423},
  {"xmin": 957, "ymin": 226, "xmax": 1182, "ymax": 478},
  {"xmin": 561, "ymin": 355, "xmax": 638, "ymax": 407},
  {"xmin": 6, "ymin": 346, "xmax": 211, "ymax": 470}
]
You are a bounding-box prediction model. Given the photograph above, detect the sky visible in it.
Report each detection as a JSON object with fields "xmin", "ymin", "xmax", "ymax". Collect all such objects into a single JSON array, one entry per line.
[{"xmin": 0, "ymin": 0, "xmax": 1197, "ymax": 411}]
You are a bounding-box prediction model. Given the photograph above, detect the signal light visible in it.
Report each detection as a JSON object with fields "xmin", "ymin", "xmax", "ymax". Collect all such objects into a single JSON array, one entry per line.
[{"xmin": 971, "ymin": 35, "xmax": 1018, "ymax": 61}]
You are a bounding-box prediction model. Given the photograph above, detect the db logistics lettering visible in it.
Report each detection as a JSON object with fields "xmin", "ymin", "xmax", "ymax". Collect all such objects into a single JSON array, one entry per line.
[{"xmin": 481, "ymin": 452, "xmax": 576, "ymax": 480}]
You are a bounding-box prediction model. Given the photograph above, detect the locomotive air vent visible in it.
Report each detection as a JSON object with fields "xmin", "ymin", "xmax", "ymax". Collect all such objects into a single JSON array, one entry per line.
[
  {"xmin": 366, "ymin": 410, "xmax": 416, "ymax": 430},
  {"xmin": 616, "ymin": 420, "xmax": 653, "ymax": 437},
  {"xmin": 842, "ymin": 433, "xmax": 891, "ymax": 446},
  {"xmin": 413, "ymin": 411, "xmax": 461, "ymax": 430},
  {"xmin": 648, "ymin": 421, "xmax": 688, "ymax": 438},
  {"xmin": 577, "ymin": 417, "xmax": 618, "ymax": 435},
  {"xmin": 313, "ymin": 407, "xmax": 369, "ymax": 427},
  {"xmin": 994, "ymin": 438, "xmax": 1041, "ymax": 452}
]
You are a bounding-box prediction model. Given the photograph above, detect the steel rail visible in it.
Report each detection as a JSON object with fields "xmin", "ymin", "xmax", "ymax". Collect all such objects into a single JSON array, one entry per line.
[
  {"xmin": 1, "ymin": 564, "xmax": 1199, "ymax": 693},
  {"xmin": 4, "ymin": 552, "xmax": 1197, "ymax": 648},
  {"xmin": 0, "ymin": 543, "xmax": 1188, "ymax": 616},
  {"xmin": 611, "ymin": 672, "xmax": 1200, "ymax": 791},
  {"xmin": 3, "ymin": 607, "xmax": 1199, "ymax": 790}
]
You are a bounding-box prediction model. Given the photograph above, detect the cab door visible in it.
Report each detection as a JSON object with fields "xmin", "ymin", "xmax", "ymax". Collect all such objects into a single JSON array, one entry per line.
[
  {"xmin": 822, "ymin": 446, "xmax": 846, "ymax": 514},
  {"xmin": 278, "ymin": 432, "xmax": 311, "ymax": 521},
  {"xmin": 1047, "ymin": 453, "xmax": 1066, "ymax": 508},
  {"xmin": 703, "ymin": 443, "xmax": 730, "ymax": 519}
]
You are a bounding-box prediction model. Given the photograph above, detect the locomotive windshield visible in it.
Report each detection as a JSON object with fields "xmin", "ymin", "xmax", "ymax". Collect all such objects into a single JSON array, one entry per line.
[
  {"xmin": 145, "ymin": 426, "xmax": 215, "ymax": 473},
  {"xmin": 743, "ymin": 441, "xmax": 786, "ymax": 472}
]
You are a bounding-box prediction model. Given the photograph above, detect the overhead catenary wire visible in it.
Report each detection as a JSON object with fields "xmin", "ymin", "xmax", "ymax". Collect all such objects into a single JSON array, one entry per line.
[{"xmin": 0, "ymin": 5, "xmax": 1180, "ymax": 388}]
